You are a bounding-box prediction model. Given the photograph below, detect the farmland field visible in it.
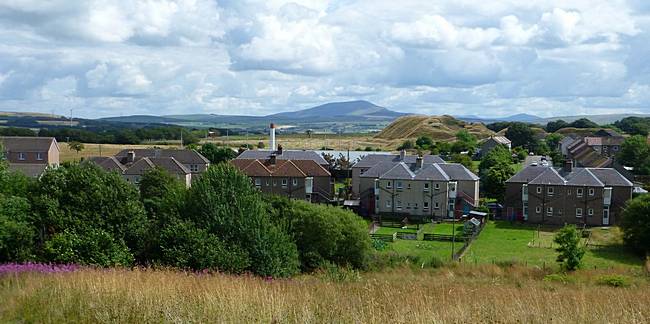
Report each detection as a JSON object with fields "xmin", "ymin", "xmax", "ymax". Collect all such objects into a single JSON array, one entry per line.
[
  {"xmin": 59, "ymin": 143, "xmax": 181, "ymax": 162},
  {"xmin": 1, "ymin": 266, "xmax": 648, "ymax": 323}
]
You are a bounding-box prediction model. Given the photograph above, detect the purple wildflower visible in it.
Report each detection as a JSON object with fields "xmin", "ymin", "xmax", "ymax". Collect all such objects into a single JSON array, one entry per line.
[{"xmin": 0, "ymin": 262, "xmax": 81, "ymax": 275}]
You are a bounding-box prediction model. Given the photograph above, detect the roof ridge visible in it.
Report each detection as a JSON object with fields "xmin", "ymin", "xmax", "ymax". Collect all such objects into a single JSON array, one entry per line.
[
  {"xmin": 433, "ymin": 163, "xmax": 450, "ymax": 180},
  {"xmin": 284, "ymin": 159, "xmax": 307, "ymax": 177}
]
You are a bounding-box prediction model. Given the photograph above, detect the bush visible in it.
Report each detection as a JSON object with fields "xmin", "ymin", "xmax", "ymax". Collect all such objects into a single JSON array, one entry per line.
[
  {"xmin": 372, "ymin": 238, "xmax": 388, "ymax": 251},
  {"xmin": 43, "ymin": 228, "xmax": 134, "ymax": 266},
  {"xmin": 620, "ymin": 195, "xmax": 650, "ymax": 254},
  {"xmin": 0, "ymin": 195, "xmax": 35, "ymax": 262},
  {"xmin": 269, "ymin": 198, "xmax": 371, "ymax": 271},
  {"xmin": 159, "ymin": 220, "xmax": 250, "ymax": 273},
  {"xmin": 185, "ymin": 164, "xmax": 299, "ymax": 277},
  {"xmin": 596, "ymin": 275, "xmax": 631, "ymax": 288}
]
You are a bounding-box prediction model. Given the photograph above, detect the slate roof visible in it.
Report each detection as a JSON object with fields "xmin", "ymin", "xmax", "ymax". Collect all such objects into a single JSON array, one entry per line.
[
  {"xmin": 360, "ymin": 161, "xmax": 477, "ymax": 182},
  {"xmin": 353, "ymin": 154, "xmax": 444, "ymax": 168},
  {"xmin": 7, "ymin": 163, "xmax": 48, "ymax": 178},
  {"xmin": 507, "ymin": 165, "xmax": 632, "ymax": 187},
  {"xmin": 414, "ymin": 163, "xmax": 450, "ymax": 181},
  {"xmin": 564, "ymin": 168, "xmax": 604, "ymax": 187},
  {"xmin": 236, "ymin": 149, "xmax": 328, "ymax": 165},
  {"xmin": 381, "ymin": 162, "xmax": 416, "ymax": 180},
  {"xmin": 529, "ymin": 167, "xmax": 566, "ymax": 185},
  {"xmin": 437, "ymin": 163, "xmax": 480, "ymax": 181},
  {"xmin": 506, "ymin": 166, "xmax": 547, "ymax": 183},
  {"xmin": 291, "ymin": 160, "xmax": 331, "ymax": 177},
  {"xmin": 115, "ymin": 149, "xmax": 209, "ymax": 166},
  {"xmin": 123, "ymin": 157, "xmax": 190, "ymax": 176},
  {"xmin": 86, "ymin": 156, "xmax": 127, "ymax": 173},
  {"xmin": 0, "ymin": 136, "xmax": 58, "ymax": 152},
  {"xmin": 483, "ymin": 136, "xmax": 511, "ymax": 145}
]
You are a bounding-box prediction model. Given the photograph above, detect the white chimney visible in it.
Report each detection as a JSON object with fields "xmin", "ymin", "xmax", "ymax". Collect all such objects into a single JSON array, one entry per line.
[{"xmin": 270, "ymin": 123, "xmax": 276, "ymax": 151}]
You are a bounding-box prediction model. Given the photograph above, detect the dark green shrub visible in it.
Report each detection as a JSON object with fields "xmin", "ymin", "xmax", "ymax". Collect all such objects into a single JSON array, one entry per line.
[
  {"xmin": 0, "ymin": 195, "xmax": 34, "ymax": 262},
  {"xmin": 43, "ymin": 228, "xmax": 134, "ymax": 266}
]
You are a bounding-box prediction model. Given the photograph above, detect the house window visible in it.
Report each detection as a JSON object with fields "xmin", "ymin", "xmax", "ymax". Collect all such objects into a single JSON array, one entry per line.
[
  {"xmin": 567, "ymin": 189, "xmax": 572, "ymax": 196},
  {"xmin": 18, "ymin": 152, "xmax": 26, "ymax": 160},
  {"xmin": 386, "ymin": 200, "xmax": 391, "ymax": 208},
  {"xmin": 281, "ymin": 179, "xmax": 288, "ymax": 187},
  {"xmin": 424, "ymin": 183, "xmax": 430, "ymax": 191},
  {"xmin": 547, "ymin": 187, "xmax": 554, "ymax": 195},
  {"xmin": 414, "ymin": 203, "xmax": 418, "ymax": 209},
  {"xmin": 273, "ymin": 180, "xmax": 277, "ymax": 187},
  {"xmin": 547, "ymin": 207, "xmax": 553, "ymax": 216},
  {"xmin": 613, "ymin": 146, "xmax": 619, "ymax": 151},
  {"xmin": 407, "ymin": 183, "xmax": 411, "ymax": 190},
  {"xmin": 423, "ymin": 202, "xmax": 429, "ymax": 209},
  {"xmin": 254, "ymin": 178, "xmax": 261, "ymax": 187},
  {"xmin": 386, "ymin": 181, "xmax": 392, "ymax": 189},
  {"xmin": 36, "ymin": 152, "xmax": 43, "ymax": 161},
  {"xmin": 576, "ymin": 208, "xmax": 583, "ymax": 218},
  {"xmin": 577, "ymin": 188, "xmax": 583, "ymax": 197},
  {"xmin": 535, "ymin": 206, "xmax": 541, "ymax": 214},
  {"xmin": 435, "ymin": 183, "xmax": 440, "ymax": 190},
  {"xmin": 396, "ymin": 200, "xmax": 402, "ymax": 210},
  {"xmin": 406, "ymin": 202, "xmax": 411, "ymax": 210},
  {"xmin": 292, "ymin": 178, "xmax": 298, "ymax": 186},
  {"xmin": 588, "ymin": 208, "xmax": 594, "ymax": 216},
  {"xmin": 536, "ymin": 186, "xmax": 542, "ymax": 194},
  {"xmin": 189, "ymin": 164, "xmax": 199, "ymax": 172},
  {"xmin": 434, "ymin": 202, "xmax": 440, "ymax": 209},
  {"xmin": 396, "ymin": 181, "xmax": 403, "ymax": 190},
  {"xmin": 589, "ymin": 188, "xmax": 595, "ymax": 196},
  {"xmin": 266, "ymin": 180, "xmax": 270, "ymax": 186}
]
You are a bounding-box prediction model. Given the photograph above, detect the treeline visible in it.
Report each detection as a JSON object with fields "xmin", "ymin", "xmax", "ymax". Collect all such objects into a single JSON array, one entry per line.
[
  {"xmin": 0, "ymin": 161, "xmax": 371, "ymax": 277},
  {"xmin": 486, "ymin": 118, "xmax": 601, "ymax": 134},
  {"xmin": 0, "ymin": 126, "xmax": 204, "ymax": 145}
]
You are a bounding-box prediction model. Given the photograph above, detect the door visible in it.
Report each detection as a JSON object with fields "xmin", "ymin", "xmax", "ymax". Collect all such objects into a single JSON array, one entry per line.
[{"xmin": 603, "ymin": 208, "xmax": 610, "ymax": 226}]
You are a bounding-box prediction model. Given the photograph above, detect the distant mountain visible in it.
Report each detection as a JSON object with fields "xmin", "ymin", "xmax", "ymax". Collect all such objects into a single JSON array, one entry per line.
[
  {"xmin": 99, "ymin": 100, "xmax": 405, "ymax": 126},
  {"xmin": 269, "ymin": 100, "xmax": 405, "ymax": 120}
]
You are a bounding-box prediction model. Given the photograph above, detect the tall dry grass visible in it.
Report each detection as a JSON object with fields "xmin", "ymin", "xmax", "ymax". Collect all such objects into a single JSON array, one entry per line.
[{"xmin": 1, "ymin": 265, "xmax": 648, "ymax": 323}]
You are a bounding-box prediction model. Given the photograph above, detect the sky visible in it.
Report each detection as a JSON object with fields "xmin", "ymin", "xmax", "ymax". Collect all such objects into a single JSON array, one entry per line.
[{"xmin": 1, "ymin": 0, "xmax": 650, "ymax": 119}]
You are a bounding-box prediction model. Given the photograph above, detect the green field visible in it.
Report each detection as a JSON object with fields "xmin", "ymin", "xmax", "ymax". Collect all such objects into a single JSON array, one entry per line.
[{"xmin": 464, "ymin": 221, "xmax": 644, "ymax": 270}]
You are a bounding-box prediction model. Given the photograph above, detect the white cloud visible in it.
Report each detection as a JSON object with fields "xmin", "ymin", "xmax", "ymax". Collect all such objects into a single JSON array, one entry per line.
[{"xmin": 0, "ymin": 0, "xmax": 649, "ymax": 118}]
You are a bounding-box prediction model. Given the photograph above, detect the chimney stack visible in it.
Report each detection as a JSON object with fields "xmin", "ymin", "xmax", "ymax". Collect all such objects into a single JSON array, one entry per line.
[
  {"xmin": 563, "ymin": 160, "xmax": 573, "ymax": 173},
  {"xmin": 399, "ymin": 150, "xmax": 406, "ymax": 161},
  {"xmin": 270, "ymin": 153, "xmax": 277, "ymax": 165},
  {"xmin": 127, "ymin": 151, "xmax": 135, "ymax": 163},
  {"xmin": 269, "ymin": 123, "xmax": 276, "ymax": 151},
  {"xmin": 277, "ymin": 145, "xmax": 283, "ymax": 155},
  {"xmin": 416, "ymin": 156, "xmax": 423, "ymax": 169}
]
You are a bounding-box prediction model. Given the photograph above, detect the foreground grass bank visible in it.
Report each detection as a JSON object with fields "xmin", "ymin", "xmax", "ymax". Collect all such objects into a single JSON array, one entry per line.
[{"xmin": 1, "ymin": 266, "xmax": 648, "ymax": 323}]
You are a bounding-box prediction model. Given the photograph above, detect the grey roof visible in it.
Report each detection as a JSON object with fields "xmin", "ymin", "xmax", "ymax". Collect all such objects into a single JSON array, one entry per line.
[
  {"xmin": 0, "ymin": 136, "xmax": 58, "ymax": 152},
  {"xmin": 7, "ymin": 163, "xmax": 48, "ymax": 177},
  {"xmin": 414, "ymin": 163, "xmax": 450, "ymax": 181},
  {"xmin": 236, "ymin": 149, "xmax": 327, "ymax": 165},
  {"xmin": 564, "ymin": 168, "xmax": 604, "ymax": 187},
  {"xmin": 115, "ymin": 149, "xmax": 209, "ymax": 165},
  {"xmin": 508, "ymin": 165, "xmax": 632, "ymax": 187},
  {"xmin": 506, "ymin": 166, "xmax": 547, "ymax": 183},
  {"xmin": 381, "ymin": 162, "xmax": 416, "ymax": 180},
  {"xmin": 124, "ymin": 157, "xmax": 190, "ymax": 176},
  {"xmin": 86, "ymin": 156, "xmax": 126, "ymax": 173},
  {"xmin": 437, "ymin": 163, "xmax": 480, "ymax": 181},
  {"xmin": 483, "ymin": 136, "xmax": 511, "ymax": 145},
  {"xmin": 588, "ymin": 168, "xmax": 634, "ymax": 187},
  {"xmin": 353, "ymin": 154, "xmax": 444, "ymax": 168},
  {"xmin": 360, "ymin": 161, "xmax": 397, "ymax": 178},
  {"xmin": 529, "ymin": 168, "xmax": 566, "ymax": 185}
]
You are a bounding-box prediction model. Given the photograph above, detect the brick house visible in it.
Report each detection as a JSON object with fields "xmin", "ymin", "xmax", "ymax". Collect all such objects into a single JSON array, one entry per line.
[
  {"xmin": 504, "ymin": 163, "xmax": 633, "ymax": 226},
  {"xmin": 0, "ymin": 136, "xmax": 60, "ymax": 177},
  {"xmin": 231, "ymin": 153, "xmax": 334, "ymax": 203}
]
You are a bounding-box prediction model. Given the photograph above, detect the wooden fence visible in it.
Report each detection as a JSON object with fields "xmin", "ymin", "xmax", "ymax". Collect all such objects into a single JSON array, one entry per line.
[
  {"xmin": 370, "ymin": 233, "xmax": 396, "ymax": 242},
  {"xmin": 422, "ymin": 233, "xmax": 468, "ymax": 242}
]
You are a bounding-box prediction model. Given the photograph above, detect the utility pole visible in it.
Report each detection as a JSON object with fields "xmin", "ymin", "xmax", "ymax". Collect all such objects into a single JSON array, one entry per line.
[
  {"xmin": 69, "ymin": 108, "xmax": 73, "ymax": 127},
  {"xmin": 180, "ymin": 130, "xmax": 183, "ymax": 149}
]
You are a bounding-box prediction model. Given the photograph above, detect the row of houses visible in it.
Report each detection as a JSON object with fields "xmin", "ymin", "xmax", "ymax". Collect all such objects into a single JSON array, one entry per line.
[{"xmin": 1, "ymin": 135, "xmax": 637, "ymax": 226}]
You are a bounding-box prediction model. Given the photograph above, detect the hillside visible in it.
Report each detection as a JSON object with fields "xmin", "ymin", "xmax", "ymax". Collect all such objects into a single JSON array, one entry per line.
[{"xmin": 374, "ymin": 115, "xmax": 494, "ymax": 141}]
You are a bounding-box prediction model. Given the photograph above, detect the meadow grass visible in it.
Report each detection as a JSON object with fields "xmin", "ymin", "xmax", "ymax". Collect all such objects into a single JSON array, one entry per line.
[{"xmin": 1, "ymin": 265, "xmax": 648, "ymax": 323}]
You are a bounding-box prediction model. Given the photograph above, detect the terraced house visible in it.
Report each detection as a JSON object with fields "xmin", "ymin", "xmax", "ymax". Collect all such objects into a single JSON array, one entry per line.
[
  {"xmin": 356, "ymin": 152, "xmax": 479, "ymax": 220},
  {"xmin": 504, "ymin": 163, "xmax": 633, "ymax": 226},
  {"xmin": 0, "ymin": 136, "xmax": 60, "ymax": 177},
  {"xmin": 232, "ymin": 147, "xmax": 334, "ymax": 203}
]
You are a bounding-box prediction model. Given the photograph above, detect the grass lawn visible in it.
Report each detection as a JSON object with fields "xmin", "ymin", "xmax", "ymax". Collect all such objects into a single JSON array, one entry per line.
[
  {"xmin": 464, "ymin": 221, "xmax": 644, "ymax": 270},
  {"xmin": 381, "ymin": 239, "xmax": 460, "ymax": 262}
]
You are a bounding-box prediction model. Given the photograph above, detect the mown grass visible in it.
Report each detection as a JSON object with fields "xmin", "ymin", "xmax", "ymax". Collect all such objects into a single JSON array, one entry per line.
[
  {"xmin": 464, "ymin": 221, "xmax": 645, "ymax": 270},
  {"xmin": 1, "ymin": 266, "xmax": 648, "ymax": 323}
]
